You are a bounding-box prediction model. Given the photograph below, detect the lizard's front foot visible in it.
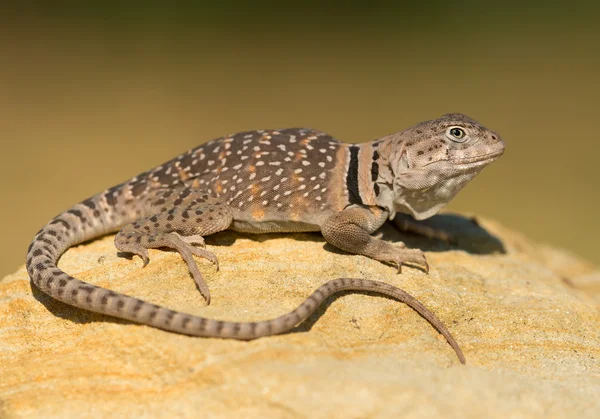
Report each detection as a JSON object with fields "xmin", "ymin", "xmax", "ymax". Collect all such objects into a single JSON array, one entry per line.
[
  {"xmin": 372, "ymin": 245, "xmax": 429, "ymax": 274},
  {"xmin": 321, "ymin": 207, "xmax": 430, "ymax": 274}
]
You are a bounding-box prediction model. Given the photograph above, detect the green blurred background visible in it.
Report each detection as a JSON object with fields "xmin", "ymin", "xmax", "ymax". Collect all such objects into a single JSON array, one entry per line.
[{"xmin": 1, "ymin": 1, "xmax": 599, "ymax": 277}]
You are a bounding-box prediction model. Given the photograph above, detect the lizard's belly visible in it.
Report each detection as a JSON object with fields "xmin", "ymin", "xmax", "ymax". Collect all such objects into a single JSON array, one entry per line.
[
  {"xmin": 230, "ymin": 218, "xmax": 321, "ymax": 234},
  {"xmin": 229, "ymin": 208, "xmax": 325, "ymax": 233}
]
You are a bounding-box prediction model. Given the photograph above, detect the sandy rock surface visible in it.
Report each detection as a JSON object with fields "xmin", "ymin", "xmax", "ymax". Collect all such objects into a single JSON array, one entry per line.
[{"xmin": 1, "ymin": 214, "xmax": 599, "ymax": 418}]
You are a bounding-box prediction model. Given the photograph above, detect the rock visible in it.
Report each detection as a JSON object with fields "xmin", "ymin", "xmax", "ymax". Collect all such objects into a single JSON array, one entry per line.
[{"xmin": 1, "ymin": 214, "xmax": 598, "ymax": 418}]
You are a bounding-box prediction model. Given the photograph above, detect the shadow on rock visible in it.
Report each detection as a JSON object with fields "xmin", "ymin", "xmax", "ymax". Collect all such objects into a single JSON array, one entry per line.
[{"xmin": 382, "ymin": 213, "xmax": 505, "ymax": 255}]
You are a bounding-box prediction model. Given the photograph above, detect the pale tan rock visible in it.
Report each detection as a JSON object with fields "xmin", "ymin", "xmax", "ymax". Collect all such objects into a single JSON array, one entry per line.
[{"xmin": 1, "ymin": 214, "xmax": 599, "ymax": 418}]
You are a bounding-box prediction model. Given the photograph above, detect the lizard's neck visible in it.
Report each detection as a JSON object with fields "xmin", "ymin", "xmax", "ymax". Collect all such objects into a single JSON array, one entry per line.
[{"xmin": 344, "ymin": 139, "xmax": 396, "ymax": 217}]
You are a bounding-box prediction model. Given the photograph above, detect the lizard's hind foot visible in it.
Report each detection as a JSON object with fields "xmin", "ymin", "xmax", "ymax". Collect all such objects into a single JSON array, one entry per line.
[{"xmin": 115, "ymin": 230, "xmax": 218, "ymax": 305}]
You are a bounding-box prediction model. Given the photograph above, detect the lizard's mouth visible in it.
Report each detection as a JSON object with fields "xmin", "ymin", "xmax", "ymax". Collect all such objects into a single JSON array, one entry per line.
[{"xmin": 449, "ymin": 148, "xmax": 505, "ymax": 165}]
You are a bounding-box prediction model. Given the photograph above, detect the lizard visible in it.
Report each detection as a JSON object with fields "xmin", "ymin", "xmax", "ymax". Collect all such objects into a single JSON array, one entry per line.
[{"xmin": 26, "ymin": 113, "xmax": 505, "ymax": 364}]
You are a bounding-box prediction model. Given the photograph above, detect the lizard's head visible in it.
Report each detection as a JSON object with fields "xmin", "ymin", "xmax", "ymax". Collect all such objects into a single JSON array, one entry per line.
[{"xmin": 383, "ymin": 113, "xmax": 505, "ymax": 220}]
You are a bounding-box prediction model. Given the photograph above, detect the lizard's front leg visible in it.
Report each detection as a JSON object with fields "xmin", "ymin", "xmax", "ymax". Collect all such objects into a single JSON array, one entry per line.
[
  {"xmin": 114, "ymin": 188, "xmax": 233, "ymax": 304},
  {"xmin": 321, "ymin": 206, "xmax": 428, "ymax": 273},
  {"xmin": 391, "ymin": 213, "xmax": 457, "ymax": 244}
]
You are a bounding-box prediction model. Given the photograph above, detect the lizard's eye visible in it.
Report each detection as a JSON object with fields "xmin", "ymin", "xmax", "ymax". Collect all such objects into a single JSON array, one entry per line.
[{"xmin": 446, "ymin": 127, "xmax": 468, "ymax": 142}]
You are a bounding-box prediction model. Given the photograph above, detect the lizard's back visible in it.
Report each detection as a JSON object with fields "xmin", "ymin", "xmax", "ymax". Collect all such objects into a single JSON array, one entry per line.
[{"xmin": 133, "ymin": 128, "xmax": 349, "ymax": 233}]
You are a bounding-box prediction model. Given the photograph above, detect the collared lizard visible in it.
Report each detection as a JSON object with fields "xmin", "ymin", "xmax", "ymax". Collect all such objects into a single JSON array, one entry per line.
[{"xmin": 26, "ymin": 113, "xmax": 505, "ymax": 364}]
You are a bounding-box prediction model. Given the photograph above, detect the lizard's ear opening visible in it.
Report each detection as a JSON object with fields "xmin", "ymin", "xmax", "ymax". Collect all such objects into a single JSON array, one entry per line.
[{"xmin": 398, "ymin": 150, "xmax": 409, "ymax": 172}]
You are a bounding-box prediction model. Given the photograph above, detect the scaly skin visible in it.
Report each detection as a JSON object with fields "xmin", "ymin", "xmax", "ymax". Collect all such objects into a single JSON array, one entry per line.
[{"xmin": 26, "ymin": 113, "xmax": 505, "ymax": 364}]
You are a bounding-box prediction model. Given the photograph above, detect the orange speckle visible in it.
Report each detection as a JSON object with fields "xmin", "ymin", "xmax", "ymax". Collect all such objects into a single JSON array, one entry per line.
[
  {"xmin": 215, "ymin": 183, "xmax": 223, "ymax": 194},
  {"xmin": 252, "ymin": 207, "xmax": 265, "ymax": 220},
  {"xmin": 177, "ymin": 167, "xmax": 190, "ymax": 181},
  {"xmin": 248, "ymin": 165, "xmax": 256, "ymax": 173}
]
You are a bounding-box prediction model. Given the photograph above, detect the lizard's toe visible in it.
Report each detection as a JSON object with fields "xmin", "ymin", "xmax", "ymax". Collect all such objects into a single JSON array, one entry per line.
[
  {"xmin": 181, "ymin": 234, "xmax": 206, "ymax": 248},
  {"xmin": 189, "ymin": 246, "xmax": 219, "ymax": 271},
  {"xmin": 114, "ymin": 233, "xmax": 150, "ymax": 266},
  {"xmin": 377, "ymin": 247, "xmax": 428, "ymax": 274}
]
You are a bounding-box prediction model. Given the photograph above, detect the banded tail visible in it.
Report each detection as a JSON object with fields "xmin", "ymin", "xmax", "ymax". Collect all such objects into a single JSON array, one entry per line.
[{"xmin": 26, "ymin": 194, "xmax": 466, "ymax": 364}]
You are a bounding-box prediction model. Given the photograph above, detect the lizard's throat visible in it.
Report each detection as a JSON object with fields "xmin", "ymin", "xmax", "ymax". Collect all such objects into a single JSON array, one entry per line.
[{"xmin": 392, "ymin": 167, "xmax": 484, "ymax": 220}]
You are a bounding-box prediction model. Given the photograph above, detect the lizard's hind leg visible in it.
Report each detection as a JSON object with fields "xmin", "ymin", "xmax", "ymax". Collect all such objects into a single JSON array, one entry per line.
[{"xmin": 115, "ymin": 188, "xmax": 233, "ymax": 304}]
